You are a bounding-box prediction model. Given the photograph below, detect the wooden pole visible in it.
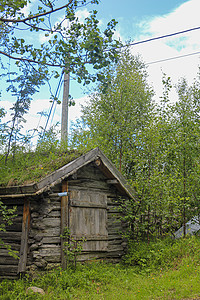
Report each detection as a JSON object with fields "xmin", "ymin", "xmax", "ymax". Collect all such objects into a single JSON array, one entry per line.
[
  {"xmin": 18, "ymin": 199, "xmax": 30, "ymax": 274},
  {"xmin": 61, "ymin": 71, "xmax": 70, "ymax": 143}
]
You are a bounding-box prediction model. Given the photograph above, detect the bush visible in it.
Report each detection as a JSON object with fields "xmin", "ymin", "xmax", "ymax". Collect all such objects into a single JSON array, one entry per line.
[{"xmin": 123, "ymin": 235, "xmax": 200, "ymax": 272}]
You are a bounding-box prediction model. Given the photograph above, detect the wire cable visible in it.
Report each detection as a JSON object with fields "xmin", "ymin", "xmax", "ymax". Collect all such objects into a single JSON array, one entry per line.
[
  {"xmin": 145, "ymin": 50, "xmax": 200, "ymax": 66},
  {"xmin": 43, "ymin": 70, "xmax": 64, "ymax": 135},
  {"xmin": 118, "ymin": 26, "xmax": 200, "ymax": 50},
  {"xmin": 49, "ymin": 78, "xmax": 63, "ymax": 128}
]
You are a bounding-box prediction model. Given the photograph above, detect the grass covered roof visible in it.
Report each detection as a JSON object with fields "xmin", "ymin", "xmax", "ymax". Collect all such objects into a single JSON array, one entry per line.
[{"xmin": 0, "ymin": 148, "xmax": 85, "ymax": 187}]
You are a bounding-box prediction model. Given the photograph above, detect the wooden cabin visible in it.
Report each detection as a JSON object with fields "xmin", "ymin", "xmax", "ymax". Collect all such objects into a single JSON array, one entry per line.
[{"xmin": 0, "ymin": 148, "xmax": 134, "ymax": 278}]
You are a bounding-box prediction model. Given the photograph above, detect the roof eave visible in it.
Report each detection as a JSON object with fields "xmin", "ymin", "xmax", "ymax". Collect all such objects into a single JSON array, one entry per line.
[{"xmin": 0, "ymin": 148, "xmax": 135, "ymax": 199}]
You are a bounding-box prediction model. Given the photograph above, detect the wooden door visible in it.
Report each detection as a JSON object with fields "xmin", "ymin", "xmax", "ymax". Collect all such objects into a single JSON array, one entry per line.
[{"xmin": 69, "ymin": 190, "xmax": 108, "ymax": 252}]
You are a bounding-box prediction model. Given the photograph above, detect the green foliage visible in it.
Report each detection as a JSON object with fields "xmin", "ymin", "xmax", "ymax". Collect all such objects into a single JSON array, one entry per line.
[
  {"xmin": 0, "ymin": 107, "xmax": 7, "ymax": 151},
  {"xmin": 0, "ymin": 201, "xmax": 18, "ymax": 259},
  {"xmin": 0, "ymin": 148, "xmax": 83, "ymax": 186},
  {"xmin": 61, "ymin": 227, "xmax": 86, "ymax": 270},
  {"xmin": 71, "ymin": 47, "xmax": 154, "ymax": 175},
  {"xmin": 0, "ymin": 201, "xmax": 17, "ymax": 230},
  {"xmin": 71, "ymin": 55, "xmax": 200, "ymax": 240},
  {"xmin": 0, "ymin": 0, "xmax": 120, "ymax": 84},
  {"xmin": 0, "ymin": 0, "xmax": 121, "ymax": 159},
  {"xmin": 0, "ymin": 127, "xmax": 85, "ymax": 186},
  {"xmin": 123, "ymin": 236, "xmax": 200, "ymax": 272},
  {"xmin": 0, "ymin": 237, "xmax": 200, "ymax": 299}
]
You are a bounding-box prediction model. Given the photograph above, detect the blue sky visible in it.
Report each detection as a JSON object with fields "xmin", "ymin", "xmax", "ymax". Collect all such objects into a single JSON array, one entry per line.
[
  {"xmin": 2, "ymin": 0, "xmax": 200, "ymax": 138},
  {"xmin": 97, "ymin": 0, "xmax": 185, "ymax": 38}
]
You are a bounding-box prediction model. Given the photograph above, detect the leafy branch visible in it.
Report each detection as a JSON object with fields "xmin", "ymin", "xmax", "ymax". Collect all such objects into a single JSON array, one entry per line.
[{"xmin": 61, "ymin": 227, "xmax": 86, "ymax": 270}]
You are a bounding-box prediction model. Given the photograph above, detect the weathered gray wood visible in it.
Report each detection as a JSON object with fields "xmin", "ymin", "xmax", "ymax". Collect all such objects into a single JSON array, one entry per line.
[
  {"xmin": 61, "ymin": 180, "xmax": 68, "ymax": 269},
  {"xmin": 32, "ymin": 217, "xmax": 60, "ymax": 228},
  {"xmin": 107, "ymin": 222, "xmax": 122, "ymax": 228},
  {"xmin": 76, "ymin": 250, "xmax": 124, "ymax": 261},
  {"xmin": 5, "ymin": 223, "xmax": 22, "ymax": 232},
  {"xmin": 42, "ymin": 237, "xmax": 61, "ymax": 244},
  {"xmin": 108, "ymin": 234, "xmax": 122, "ymax": 240},
  {"xmin": 18, "ymin": 199, "xmax": 30, "ymax": 273},
  {"xmin": 70, "ymin": 190, "xmax": 107, "ymax": 204},
  {"xmin": 107, "ymin": 244, "xmax": 124, "ymax": 251},
  {"xmin": 33, "ymin": 246, "xmax": 61, "ymax": 261},
  {"xmin": 70, "ymin": 235, "xmax": 108, "ymax": 241},
  {"xmin": 108, "ymin": 239, "xmax": 123, "ymax": 245},
  {"xmin": 70, "ymin": 200, "xmax": 107, "ymax": 209},
  {"xmin": 69, "ymin": 179, "xmax": 110, "ymax": 190},
  {"xmin": 0, "ymin": 231, "xmax": 22, "ymax": 242},
  {"xmin": 108, "ymin": 208, "xmax": 121, "ymax": 213},
  {"xmin": 82, "ymin": 240, "xmax": 108, "ymax": 251},
  {"xmin": 106, "ymin": 179, "xmax": 118, "ymax": 184},
  {"xmin": 30, "ymin": 227, "xmax": 60, "ymax": 237},
  {"xmin": 93, "ymin": 148, "xmax": 135, "ymax": 198},
  {"xmin": 69, "ymin": 191, "xmax": 108, "ymax": 252},
  {"xmin": 0, "ymin": 243, "xmax": 20, "ymax": 251},
  {"xmin": 0, "ymin": 149, "xmax": 131, "ymax": 273},
  {"xmin": 70, "ymin": 207, "xmax": 107, "ymax": 237},
  {"xmin": 34, "ymin": 148, "xmax": 105, "ymax": 193},
  {"xmin": 0, "ymin": 265, "xmax": 18, "ymax": 276},
  {"xmin": 0, "ymin": 249, "xmax": 19, "ymax": 256},
  {"xmin": 48, "ymin": 210, "xmax": 61, "ymax": 217},
  {"xmin": 76, "ymin": 164, "xmax": 106, "ymax": 180},
  {"xmin": 48, "ymin": 194, "xmax": 61, "ymax": 199},
  {"xmin": 0, "ymin": 256, "xmax": 19, "ymax": 265},
  {"xmin": 0, "ymin": 185, "xmax": 36, "ymax": 196}
]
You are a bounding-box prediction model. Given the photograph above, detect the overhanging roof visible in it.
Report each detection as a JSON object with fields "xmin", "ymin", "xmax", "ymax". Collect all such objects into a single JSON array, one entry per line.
[{"xmin": 0, "ymin": 148, "xmax": 135, "ymax": 199}]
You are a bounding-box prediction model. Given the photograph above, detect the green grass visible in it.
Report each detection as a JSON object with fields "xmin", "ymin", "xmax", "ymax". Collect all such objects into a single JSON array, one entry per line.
[
  {"xmin": 0, "ymin": 148, "xmax": 84, "ymax": 186},
  {"xmin": 0, "ymin": 236, "xmax": 200, "ymax": 299}
]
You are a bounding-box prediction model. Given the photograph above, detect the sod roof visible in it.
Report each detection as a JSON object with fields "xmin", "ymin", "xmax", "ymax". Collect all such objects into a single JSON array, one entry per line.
[{"xmin": 0, "ymin": 148, "xmax": 135, "ymax": 199}]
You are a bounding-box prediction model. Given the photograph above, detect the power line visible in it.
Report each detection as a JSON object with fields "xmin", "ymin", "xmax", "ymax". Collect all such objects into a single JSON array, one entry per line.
[
  {"xmin": 49, "ymin": 78, "xmax": 63, "ymax": 128},
  {"xmin": 35, "ymin": 26, "xmax": 200, "ymax": 133},
  {"xmin": 43, "ymin": 71, "xmax": 64, "ymax": 135},
  {"xmin": 146, "ymin": 50, "xmax": 200, "ymax": 66},
  {"xmin": 115, "ymin": 26, "xmax": 200, "ymax": 50}
]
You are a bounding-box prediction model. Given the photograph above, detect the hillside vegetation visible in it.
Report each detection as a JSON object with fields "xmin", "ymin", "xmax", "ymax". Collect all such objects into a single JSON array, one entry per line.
[{"xmin": 0, "ymin": 236, "xmax": 200, "ymax": 299}]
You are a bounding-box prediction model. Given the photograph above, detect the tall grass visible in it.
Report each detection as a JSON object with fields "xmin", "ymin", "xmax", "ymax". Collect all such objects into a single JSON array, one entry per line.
[{"xmin": 0, "ymin": 236, "xmax": 200, "ymax": 299}]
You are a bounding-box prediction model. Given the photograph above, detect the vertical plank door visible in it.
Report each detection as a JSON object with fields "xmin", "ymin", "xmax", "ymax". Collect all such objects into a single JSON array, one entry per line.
[{"xmin": 69, "ymin": 190, "xmax": 108, "ymax": 252}]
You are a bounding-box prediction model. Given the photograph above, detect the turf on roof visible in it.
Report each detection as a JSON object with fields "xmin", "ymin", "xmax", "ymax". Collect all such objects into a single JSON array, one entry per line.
[{"xmin": 0, "ymin": 149, "xmax": 85, "ymax": 187}]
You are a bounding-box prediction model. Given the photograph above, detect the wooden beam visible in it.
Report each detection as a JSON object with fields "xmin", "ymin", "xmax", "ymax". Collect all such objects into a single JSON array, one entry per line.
[
  {"xmin": 18, "ymin": 199, "xmax": 30, "ymax": 274},
  {"xmin": 95, "ymin": 159, "xmax": 101, "ymax": 167},
  {"xmin": 106, "ymin": 179, "xmax": 118, "ymax": 184},
  {"xmin": 61, "ymin": 180, "xmax": 69, "ymax": 269}
]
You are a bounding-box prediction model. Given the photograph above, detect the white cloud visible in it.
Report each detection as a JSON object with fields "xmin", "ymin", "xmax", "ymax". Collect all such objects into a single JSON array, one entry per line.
[
  {"xmin": 75, "ymin": 8, "xmax": 90, "ymax": 23},
  {"xmin": 146, "ymin": 0, "xmax": 200, "ymax": 36},
  {"xmin": 7, "ymin": 0, "xmax": 200, "ymax": 137},
  {"xmin": 113, "ymin": 28, "xmax": 125, "ymax": 42},
  {"xmin": 131, "ymin": 0, "xmax": 200, "ymax": 100},
  {"xmin": 20, "ymin": 0, "xmax": 35, "ymax": 17},
  {"xmin": 1, "ymin": 95, "xmax": 88, "ymax": 141}
]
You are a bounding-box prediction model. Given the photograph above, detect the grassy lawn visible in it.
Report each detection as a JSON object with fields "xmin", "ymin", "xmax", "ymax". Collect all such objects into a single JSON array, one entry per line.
[{"xmin": 0, "ymin": 236, "xmax": 200, "ymax": 299}]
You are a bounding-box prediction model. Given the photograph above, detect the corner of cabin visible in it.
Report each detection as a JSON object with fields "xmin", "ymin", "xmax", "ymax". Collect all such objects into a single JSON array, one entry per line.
[{"xmin": 0, "ymin": 149, "xmax": 133, "ymax": 278}]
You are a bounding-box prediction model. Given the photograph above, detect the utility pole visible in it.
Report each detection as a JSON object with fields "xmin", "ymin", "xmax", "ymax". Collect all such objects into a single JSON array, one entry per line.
[{"xmin": 61, "ymin": 70, "xmax": 70, "ymax": 142}]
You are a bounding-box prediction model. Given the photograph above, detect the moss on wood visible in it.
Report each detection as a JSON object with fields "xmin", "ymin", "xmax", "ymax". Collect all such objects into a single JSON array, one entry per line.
[{"xmin": 0, "ymin": 149, "xmax": 85, "ymax": 187}]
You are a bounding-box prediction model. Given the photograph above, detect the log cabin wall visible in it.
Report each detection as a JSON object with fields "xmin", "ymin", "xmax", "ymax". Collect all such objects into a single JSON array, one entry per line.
[
  {"xmin": 0, "ymin": 198, "xmax": 24, "ymax": 279},
  {"xmin": 0, "ymin": 149, "xmax": 133, "ymax": 277},
  {"xmin": 66, "ymin": 162, "xmax": 128, "ymax": 262},
  {"xmin": 27, "ymin": 194, "xmax": 61, "ymax": 272},
  {"xmin": 27, "ymin": 162, "xmax": 127, "ymax": 272}
]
